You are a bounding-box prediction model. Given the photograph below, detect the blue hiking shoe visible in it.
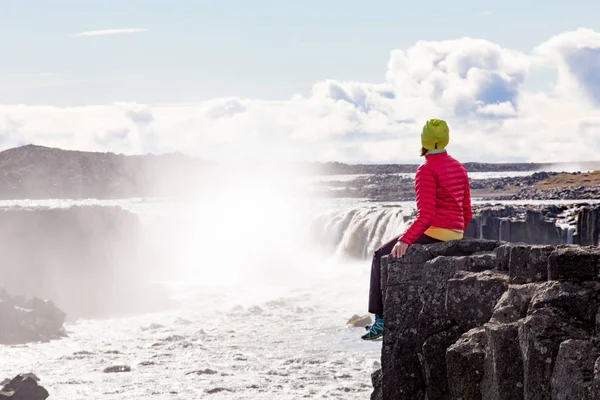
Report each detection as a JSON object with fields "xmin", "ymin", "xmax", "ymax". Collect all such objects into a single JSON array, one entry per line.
[{"xmin": 361, "ymin": 315, "xmax": 383, "ymax": 340}]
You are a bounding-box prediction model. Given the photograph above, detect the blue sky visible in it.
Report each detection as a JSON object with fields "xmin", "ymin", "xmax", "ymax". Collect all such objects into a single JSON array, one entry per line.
[
  {"xmin": 1, "ymin": 1, "xmax": 600, "ymax": 163},
  {"xmin": 2, "ymin": 0, "xmax": 599, "ymax": 105}
]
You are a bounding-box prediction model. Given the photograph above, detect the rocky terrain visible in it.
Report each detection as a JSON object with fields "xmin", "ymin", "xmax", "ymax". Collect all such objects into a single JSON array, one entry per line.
[
  {"xmin": 0, "ymin": 374, "xmax": 49, "ymax": 399},
  {"xmin": 0, "ymin": 288, "xmax": 66, "ymax": 345},
  {"xmin": 371, "ymin": 239, "xmax": 600, "ymax": 400},
  {"xmin": 313, "ymin": 170, "xmax": 600, "ymax": 202},
  {"xmin": 311, "ymin": 171, "xmax": 564, "ymax": 201},
  {"xmin": 0, "ymin": 144, "xmax": 598, "ymax": 200},
  {"xmin": 0, "ymin": 144, "xmax": 242, "ymax": 199},
  {"xmin": 506, "ymin": 170, "xmax": 600, "ymax": 200},
  {"xmin": 466, "ymin": 203, "xmax": 585, "ymax": 245}
]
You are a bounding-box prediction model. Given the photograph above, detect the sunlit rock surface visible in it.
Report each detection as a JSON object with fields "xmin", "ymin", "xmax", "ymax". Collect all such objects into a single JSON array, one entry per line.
[{"xmin": 373, "ymin": 239, "xmax": 600, "ymax": 400}]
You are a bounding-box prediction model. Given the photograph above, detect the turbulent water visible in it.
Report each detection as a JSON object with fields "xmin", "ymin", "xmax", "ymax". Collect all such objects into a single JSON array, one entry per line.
[
  {"xmin": 0, "ymin": 271, "xmax": 381, "ymax": 399},
  {"xmin": 0, "ymin": 197, "xmax": 398, "ymax": 400},
  {"xmin": 0, "ymin": 168, "xmax": 593, "ymax": 399}
]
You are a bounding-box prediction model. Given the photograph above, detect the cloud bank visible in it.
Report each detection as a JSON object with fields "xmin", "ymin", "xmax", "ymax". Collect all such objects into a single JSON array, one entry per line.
[
  {"xmin": 4, "ymin": 28, "xmax": 600, "ymax": 163},
  {"xmin": 71, "ymin": 28, "xmax": 150, "ymax": 37}
]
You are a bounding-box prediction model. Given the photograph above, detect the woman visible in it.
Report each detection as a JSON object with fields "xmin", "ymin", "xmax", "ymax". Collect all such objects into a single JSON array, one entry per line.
[{"xmin": 361, "ymin": 118, "xmax": 472, "ymax": 341}]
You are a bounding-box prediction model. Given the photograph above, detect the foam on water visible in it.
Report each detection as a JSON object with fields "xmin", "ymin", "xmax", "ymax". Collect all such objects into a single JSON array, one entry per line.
[
  {"xmin": 0, "ymin": 196, "xmax": 388, "ymax": 399},
  {"xmin": 0, "ymin": 258, "xmax": 381, "ymax": 399}
]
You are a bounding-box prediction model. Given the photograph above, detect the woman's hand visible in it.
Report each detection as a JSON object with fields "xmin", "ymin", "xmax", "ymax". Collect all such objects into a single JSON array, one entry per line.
[{"xmin": 391, "ymin": 241, "xmax": 409, "ymax": 258}]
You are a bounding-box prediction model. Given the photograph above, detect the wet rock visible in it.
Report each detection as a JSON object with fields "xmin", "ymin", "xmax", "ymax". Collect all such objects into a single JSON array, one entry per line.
[
  {"xmin": 346, "ymin": 314, "xmax": 372, "ymax": 328},
  {"xmin": 0, "ymin": 373, "xmax": 48, "ymax": 400},
  {"xmin": 141, "ymin": 323, "xmax": 165, "ymax": 331},
  {"xmin": 0, "ymin": 289, "xmax": 66, "ymax": 345},
  {"xmin": 138, "ymin": 361, "xmax": 155, "ymax": 366},
  {"xmin": 551, "ymin": 339, "xmax": 600, "ymax": 400},
  {"xmin": 205, "ymin": 387, "xmax": 233, "ymax": 394},
  {"xmin": 162, "ymin": 335, "xmax": 185, "ymax": 342},
  {"xmin": 185, "ymin": 369, "xmax": 217, "ymax": 376},
  {"xmin": 370, "ymin": 369, "xmax": 382, "ymax": 400},
  {"xmin": 103, "ymin": 365, "xmax": 131, "ymax": 373}
]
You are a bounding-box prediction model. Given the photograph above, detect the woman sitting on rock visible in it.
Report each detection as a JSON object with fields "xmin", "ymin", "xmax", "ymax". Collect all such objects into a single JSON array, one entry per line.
[{"xmin": 362, "ymin": 118, "xmax": 473, "ymax": 341}]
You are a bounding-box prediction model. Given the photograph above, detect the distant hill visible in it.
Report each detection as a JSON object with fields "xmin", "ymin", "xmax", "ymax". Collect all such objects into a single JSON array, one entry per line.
[
  {"xmin": 0, "ymin": 144, "xmax": 597, "ymax": 199},
  {"xmin": 0, "ymin": 145, "xmax": 201, "ymax": 199}
]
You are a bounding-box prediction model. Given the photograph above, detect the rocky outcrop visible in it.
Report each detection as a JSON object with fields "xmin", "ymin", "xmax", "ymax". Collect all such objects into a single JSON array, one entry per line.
[
  {"xmin": 466, "ymin": 204, "xmax": 600, "ymax": 246},
  {"xmin": 466, "ymin": 205, "xmax": 568, "ymax": 245},
  {"xmin": 0, "ymin": 288, "xmax": 66, "ymax": 345},
  {"xmin": 373, "ymin": 239, "xmax": 600, "ymax": 400},
  {"xmin": 312, "ymin": 160, "xmax": 600, "ymax": 175},
  {"xmin": 578, "ymin": 206, "xmax": 600, "ymax": 246},
  {"xmin": 0, "ymin": 374, "xmax": 49, "ymax": 399},
  {"xmin": 508, "ymin": 185, "xmax": 600, "ymax": 201},
  {"xmin": 0, "ymin": 205, "xmax": 175, "ymax": 319},
  {"xmin": 310, "ymin": 172, "xmax": 563, "ymax": 202}
]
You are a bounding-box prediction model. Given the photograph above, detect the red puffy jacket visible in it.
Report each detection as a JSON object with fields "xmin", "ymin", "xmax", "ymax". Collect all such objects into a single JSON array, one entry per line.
[{"xmin": 398, "ymin": 151, "xmax": 472, "ymax": 245}]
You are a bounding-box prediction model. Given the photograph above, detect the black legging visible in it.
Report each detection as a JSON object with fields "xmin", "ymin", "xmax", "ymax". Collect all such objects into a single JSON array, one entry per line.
[{"xmin": 368, "ymin": 234, "xmax": 441, "ymax": 317}]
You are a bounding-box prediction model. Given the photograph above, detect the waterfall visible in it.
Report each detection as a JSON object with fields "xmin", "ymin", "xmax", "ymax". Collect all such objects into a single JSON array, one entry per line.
[{"xmin": 307, "ymin": 205, "xmax": 416, "ymax": 260}]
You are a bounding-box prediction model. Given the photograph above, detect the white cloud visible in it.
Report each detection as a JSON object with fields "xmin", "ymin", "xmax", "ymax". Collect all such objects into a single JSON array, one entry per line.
[
  {"xmin": 385, "ymin": 37, "xmax": 530, "ymax": 117},
  {"xmin": 71, "ymin": 28, "xmax": 150, "ymax": 37},
  {"xmin": 534, "ymin": 28, "xmax": 600, "ymax": 104},
  {"xmin": 2, "ymin": 29, "xmax": 600, "ymax": 164}
]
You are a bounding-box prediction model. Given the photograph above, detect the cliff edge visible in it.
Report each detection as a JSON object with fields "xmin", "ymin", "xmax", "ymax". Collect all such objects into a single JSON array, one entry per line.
[{"xmin": 372, "ymin": 239, "xmax": 600, "ymax": 400}]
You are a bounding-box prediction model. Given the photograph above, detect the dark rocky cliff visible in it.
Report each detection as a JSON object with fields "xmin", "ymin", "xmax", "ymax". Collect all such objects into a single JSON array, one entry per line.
[
  {"xmin": 0, "ymin": 206, "xmax": 174, "ymax": 319},
  {"xmin": 372, "ymin": 239, "xmax": 600, "ymax": 400},
  {"xmin": 467, "ymin": 204, "xmax": 600, "ymax": 246}
]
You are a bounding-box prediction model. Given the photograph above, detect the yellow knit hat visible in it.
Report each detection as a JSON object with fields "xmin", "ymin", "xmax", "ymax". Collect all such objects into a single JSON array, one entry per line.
[{"xmin": 421, "ymin": 119, "xmax": 450, "ymax": 150}]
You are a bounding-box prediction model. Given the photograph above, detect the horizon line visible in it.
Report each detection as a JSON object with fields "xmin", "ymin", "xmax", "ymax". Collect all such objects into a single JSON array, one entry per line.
[{"xmin": 4, "ymin": 144, "xmax": 600, "ymax": 166}]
